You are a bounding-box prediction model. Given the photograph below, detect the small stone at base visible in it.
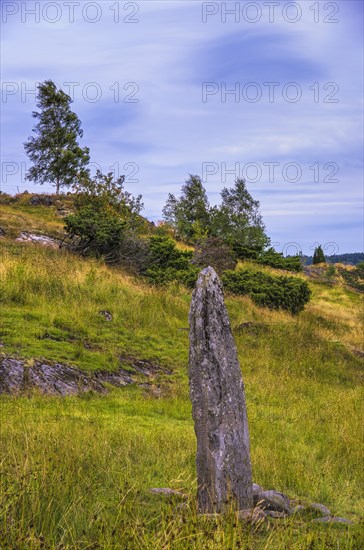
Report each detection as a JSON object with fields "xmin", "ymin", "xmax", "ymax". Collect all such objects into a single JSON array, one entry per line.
[
  {"xmin": 236, "ymin": 507, "xmax": 267, "ymax": 524},
  {"xmin": 312, "ymin": 516, "xmax": 353, "ymax": 524},
  {"xmin": 309, "ymin": 502, "xmax": 331, "ymax": 517}
]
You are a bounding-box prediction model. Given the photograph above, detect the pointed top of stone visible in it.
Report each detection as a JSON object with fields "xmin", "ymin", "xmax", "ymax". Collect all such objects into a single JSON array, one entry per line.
[
  {"xmin": 193, "ymin": 266, "xmax": 223, "ymax": 300},
  {"xmin": 196, "ymin": 266, "xmax": 219, "ymax": 285},
  {"xmin": 200, "ymin": 266, "xmax": 217, "ymax": 277}
]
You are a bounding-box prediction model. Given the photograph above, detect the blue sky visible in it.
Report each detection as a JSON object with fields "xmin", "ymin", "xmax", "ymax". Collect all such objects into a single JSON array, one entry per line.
[{"xmin": 1, "ymin": 0, "xmax": 363, "ymax": 254}]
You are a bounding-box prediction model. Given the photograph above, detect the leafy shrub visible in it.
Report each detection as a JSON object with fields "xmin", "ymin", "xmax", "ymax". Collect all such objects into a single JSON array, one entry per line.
[
  {"xmin": 232, "ymin": 243, "xmax": 262, "ymax": 260},
  {"xmin": 192, "ymin": 237, "xmax": 237, "ymax": 275},
  {"xmin": 145, "ymin": 236, "xmax": 199, "ymax": 288},
  {"xmin": 256, "ymin": 248, "xmax": 303, "ymax": 272},
  {"xmin": 64, "ymin": 204, "xmax": 127, "ymax": 256},
  {"xmin": 64, "ymin": 171, "xmax": 144, "ymax": 258},
  {"xmin": 222, "ymin": 269, "xmax": 311, "ymax": 314},
  {"xmin": 148, "ymin": 236, "xmax": 192, "ymax": 269}
]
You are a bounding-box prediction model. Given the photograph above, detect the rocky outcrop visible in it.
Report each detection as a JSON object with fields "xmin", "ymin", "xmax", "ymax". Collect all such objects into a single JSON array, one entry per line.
[
  {"xmin": 15, "ymin": 232, "xmax": 61, "ymax": 248},
  {"xmin": 0, "ymin": 357, "xmax": 100, "ymax": 395},
  {"xmin": 0, "ymin": 355, "xmax": 169, "ymax": 396},
  {"xmin": 29, "ymin": 195, "xmax": 54, "ymax": 206},
  {"xmin": 189, "ymin": 267, "xmax": 253, "ymax": 513}
]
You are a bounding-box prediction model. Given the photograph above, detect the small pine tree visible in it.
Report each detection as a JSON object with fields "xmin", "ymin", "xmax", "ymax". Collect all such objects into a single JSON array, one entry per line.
[
  {"xmin": 24, "ymin": 80, "xmax": 90, "ymax": 193},
  {"xmin": 313, "ymin": 245, "xmax": 325, "ymax": 264}
]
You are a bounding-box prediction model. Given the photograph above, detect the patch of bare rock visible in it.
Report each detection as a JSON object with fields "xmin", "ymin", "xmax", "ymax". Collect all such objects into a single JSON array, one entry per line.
[
  {"xmin": 15, "ymin": 232, "xmax": 61, "ymax": 248},
  {"xmin": 0, "ymin": 355, "xmax": 169, "ymax": 396},
  {"xmin": 28, "ymin": 194, "xmax": 55, "ymax": 206}
]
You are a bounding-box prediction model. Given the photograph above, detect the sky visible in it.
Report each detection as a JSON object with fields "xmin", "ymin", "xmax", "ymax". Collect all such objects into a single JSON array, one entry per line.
[{"xmin": 1, "ymin": 0, "xmax": 363, "ymax": 255}]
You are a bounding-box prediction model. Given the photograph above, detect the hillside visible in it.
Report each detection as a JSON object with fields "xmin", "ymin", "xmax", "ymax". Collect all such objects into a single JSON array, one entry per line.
[
  {"xmin": 304, "ymin": 252, "xmax": 364, "ymax": 266},
  {"xmin": 0, "ymin": 195, "xmax": 363, "ymax": 548}
]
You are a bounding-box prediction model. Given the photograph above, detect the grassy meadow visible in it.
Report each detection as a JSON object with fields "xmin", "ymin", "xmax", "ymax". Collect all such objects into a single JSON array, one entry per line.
[{"xmin": 0, "ymin": 200, "xmax": 363, "ymax": 548}]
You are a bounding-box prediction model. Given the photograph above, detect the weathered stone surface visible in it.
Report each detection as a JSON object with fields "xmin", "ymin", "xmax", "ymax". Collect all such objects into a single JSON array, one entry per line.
[
  {"xmin": 0, "ymin": 355, "xmax": 170, "ymax": 395},
  {"xmin": 189, "ymin": 267, "xmax": 253, "ymax": 513},
  {"xmin": 292, "ymin": 502, "xmax": 331, "ymax": 517},
  {"xmin": 0, "ymin": 357, "xmax": 103, "ymax": 395},
  {"xmin": 312, "ymin": 516, "xmax": 353, "ymax": 525},
  {"xmin": 0, "ymin": 357, "xmax": 24, "ymax": 393},
  {"xmin": 236, "ymin": 507, "xmax": 267, "ymax": 524},
  {"xmin": 15, "ymin": 232, "xmax": 61, "ymax": 248},
  {"xmin": 150, "ymin": 488, "xmax": 188, "ymax": 499},
  {"xmin": 253, "ymin": 490, "xmax": 291, "ymax": 514},
  {"xmin": 29, "ymin": 194, "xmax": 54, "ymax": 206},
  {"xmin": 252, "ymin": 483, "xmax": 264, "ymax": 494},
  {"xmin": 307, "ymin": 502, "xmax": 331, "ymax": 517}
]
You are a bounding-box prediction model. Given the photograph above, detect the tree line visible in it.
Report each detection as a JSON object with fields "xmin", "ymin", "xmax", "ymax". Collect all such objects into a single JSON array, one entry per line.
[
  {"xmin": 20, "ymin": 80, "xmax": 320, "ymax": 314},
  {"xmin": 23, "ymin": 81, "xmax": 306, "ymax": 266}
]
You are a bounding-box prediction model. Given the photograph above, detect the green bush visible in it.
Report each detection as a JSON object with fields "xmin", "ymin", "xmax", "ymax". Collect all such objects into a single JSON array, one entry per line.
[
  {"xmin": 64, "ymin": 204, "xmax": 127, "ymax": 256},
  {"xmin": 145, "ymin": 236, "xmax": 199, "ymax": 288},
  {"xmin": 256, "ymin": 248, "xmax": 303, "ymax": 272},
  {"xmin": 222, "ymin": 269, "xmax": 311, "ymax": 315},
  {"xmin": 148, "ymin": 236, "xmax": 192, "ymax": 269},
  {"xmin": 232, "ymin": 243, "xmax": 263, "ymax": 260},
  {"xmin": 64, "ymin": 171, "xmax": 144, "ymax": 259}
]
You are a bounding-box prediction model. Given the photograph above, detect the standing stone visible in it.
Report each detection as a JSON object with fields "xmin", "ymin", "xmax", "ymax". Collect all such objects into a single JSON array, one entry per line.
[{"xmin": 189, "ymin": 267, "xmax": 253, "ymax": 513}]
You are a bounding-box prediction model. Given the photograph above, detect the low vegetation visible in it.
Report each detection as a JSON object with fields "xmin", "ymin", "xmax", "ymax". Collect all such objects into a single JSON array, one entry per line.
[
  {"xmin": 0, "ymin": 197, "xmax": 363, "ymax": 548},
  {"xmin": 1, "ymin": 387, "xmax": 363, "ymax": 549},
  {"xmin": 223, "ymin": 269, "xmax": 311, "ymax": 315},
  {"xmin": 338, "ymin": 263, "xmax": 364, "ymax": 292},
  {"xmin": 256, "ymin": 248, "xmax": 303, "ymax": 273}
]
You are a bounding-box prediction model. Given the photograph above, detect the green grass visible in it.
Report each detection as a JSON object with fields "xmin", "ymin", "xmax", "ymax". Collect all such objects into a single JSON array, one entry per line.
[
  {"xmin": 0, "ymin": 242, "xmax": 191, "ymax": 372},
  {"xmin": 0, "ymin": 203, "xmax": 363, "ymax": 548},
  {"xmin": 0, "ymin": 200, "xmax": 66, "ymax": 239},
  {"xmin": 1, "ymin": 389, "xmax": 363, "ymax": 549}
]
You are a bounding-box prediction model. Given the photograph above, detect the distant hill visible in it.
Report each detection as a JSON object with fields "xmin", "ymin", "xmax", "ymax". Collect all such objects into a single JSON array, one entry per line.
[{"xmin": 303, "ymin": 252, "xmax": 364, "ymax": 266}]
